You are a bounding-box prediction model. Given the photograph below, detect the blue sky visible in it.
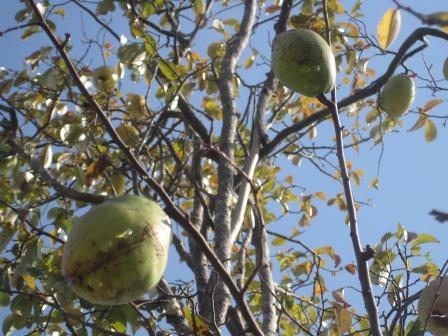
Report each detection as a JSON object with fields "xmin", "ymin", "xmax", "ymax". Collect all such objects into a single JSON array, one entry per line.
[{"xmin": 1, "ymin": 0, "xmax": 448, "ymax": 334}]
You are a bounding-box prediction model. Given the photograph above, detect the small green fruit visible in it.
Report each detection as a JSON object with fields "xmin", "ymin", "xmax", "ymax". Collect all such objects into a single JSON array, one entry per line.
[
  {"xmin": 62, "ymin": 195, "xmax": 171, "ymax": 305},
  {"xmin": 443, "ymin": 57, "xmax": 448, "ymax": 81},
  {"xmin": 126, "ymin": 94, "xmax": 147, "ymax": 120},
  {"xmin": 271, "ymin": 29, "xmax": 336, "ymax": 97},
  {"xmin": 379, "ymin": 74, "xmax": 415, "ymax": 119},
  {"xmin": 418, "ymin": 277, "xmax": 448, "ymax": 336},
  {"xmin": 115, "ymin": 123, "xmax": 140, "ymax": 148},
  {"xmin": 92, "ymin": 66, "xmax": 117, "ymax": 93}
]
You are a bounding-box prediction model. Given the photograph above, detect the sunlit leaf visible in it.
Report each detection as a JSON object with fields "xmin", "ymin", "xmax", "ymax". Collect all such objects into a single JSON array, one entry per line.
[
  {"xmin": 412, "ymin": 234, "xmax": 439, "ymax": 246},
  {"xmin": 40, "ymin": 144, "xmax": 52, "ymax": 169},
  {"xmin": 377, "ymin": 8, "xmax": 401, "ymax": 49},
  {"xmin": 345, "ymin": 263, "xmax": 356, "ymax": 275},
  {"xmin": 212, "ymin": 19, "xmax": 225, "ymax": 33},
  {"xmin": 425, "ymin": 119, "xmax": 437, "ymax": 142},
  {"xmin": 22, "ymin": 274, "xmax": 36, "ymax": 291},
  {"xmin": 272, "ymin": 236, "xmax": 286, "ymax": 246},
  {"xmin": 243, "ymin": 54, "xmax": 256, "ymax": 69},
  {"xmin": 314, "ymin": 191, "xmax": 326, "ymax": 201},
  {"xmin": 193, "ymin": 0, "xmax": 205, "ymax": 15}
]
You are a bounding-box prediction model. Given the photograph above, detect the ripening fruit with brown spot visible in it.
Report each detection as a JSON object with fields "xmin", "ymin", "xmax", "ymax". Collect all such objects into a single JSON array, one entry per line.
[
  {"xmin": 418, "ymin": 277, "xmax": 448, "ymax": 336},
  {"xmin": 62, "ymin": 195, "xmax": 171, "ymax": 305}
]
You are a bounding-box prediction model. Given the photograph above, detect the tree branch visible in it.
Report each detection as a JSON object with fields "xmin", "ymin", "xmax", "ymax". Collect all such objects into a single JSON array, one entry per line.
[
  {"xmin": 261, "ymin": 27, "xmax": 448, "ymax": 159},
  {"xmin": 229, "ymin": 0, "xmax": 293, "ymax": 244},
  {"xmin": 321, "ymin": 1, "xmax": 382, "ymax": 335},
  {"xmin": 26, "ymin": 2, "xmax": 263, "ymax": 334},
  {"xmin": 207, "ymin": 0, "xmax": 257, "ymax": 328}
]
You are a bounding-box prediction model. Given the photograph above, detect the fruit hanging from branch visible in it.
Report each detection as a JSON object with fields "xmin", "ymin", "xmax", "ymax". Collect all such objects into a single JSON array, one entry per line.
[
  {"xmin": 92, "ymin": 65, "xmax": 118, "ymax": 93},
  {"xmin": 379, "ymin": 73, "xmax": 415, "ymax": 120},
  {"xmin": 443, "ymin": 57, "xmax": 448, "ymax": 81},
  {"xmin": 62, "ymin": 195, "xmax": 171, "ymax": 305},
  {"xmin": 271, "ymin": 28, "xmax": 336, "ymax": 97},
  {"xmin": 418, "ymin": 277, "xmax": 448, "ymax": 336}
]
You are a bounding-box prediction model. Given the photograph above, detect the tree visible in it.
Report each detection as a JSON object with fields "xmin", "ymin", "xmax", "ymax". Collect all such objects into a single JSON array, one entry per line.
[{"xmin": 1, "ymin": 0, "xmax": 447, "ymax": 335}]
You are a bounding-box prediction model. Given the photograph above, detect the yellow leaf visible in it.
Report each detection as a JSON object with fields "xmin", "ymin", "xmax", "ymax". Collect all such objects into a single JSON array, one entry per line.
[
  {"xmin": 351, "ymin": 171, "xmax": 360, "ymax": 187},
  {"xmin": 369, "ymin": 177, "xmax": 379, "ymax": 190},
  {"xmin": 425, "ymin": 119, "xmax": 437, "ymax": 142},
  {"xmin": 183, "ymin": 307, "xmax": 211, "ymax": 336},
  {"xmin": 110, "ymin": 174, "xmax": 126, "ymax": 195},
  {"xmin": 377, "ymin": 8, "xmax": 401, "ymax": 49},
  {"xmin": 314, "ymin": 281, "xmax": 326, "ymax": 295},
  {"xmin": 22, "ymin": 274, "xmax": 36, "ymax": 291},
  {"xmin": 243, "ymin": 54, "xmax": 255, "ymax": 69}
]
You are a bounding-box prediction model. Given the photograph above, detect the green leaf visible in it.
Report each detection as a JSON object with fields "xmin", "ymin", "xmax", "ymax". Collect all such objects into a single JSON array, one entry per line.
[
  {"xmin": 0, "ymin": 291, "xmax": 10, "ymax": 307},
  {"xmin": 272, "ymin": 236, "xmax": 286, "ymax": 246},
  {"xmin": 0, "ymin": 227, "xmax": 15, "ymax": 254},
  {"xmin": 158, "ymin": 60, "xmax": 177, "ymax": 81},
  {"xmin": 2, "ymin": 314, "xmax": 15, "ymax": 335},
  {"xmin": 405, "ymin": 318, "xmax": 425, "ymax": 336},
  {"xmin": 412, "ymin": 233, "xmax": 439, "ymax": 247},
  {"xmin": 96, "ymin": 0, "xmax": 115, "ymax": 15}
]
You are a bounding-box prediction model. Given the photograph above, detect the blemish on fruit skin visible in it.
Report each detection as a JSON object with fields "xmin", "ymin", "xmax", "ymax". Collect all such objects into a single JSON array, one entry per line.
[{"xmin": 62, "ymin": 195, "xmax": 171, "ymax": 305}]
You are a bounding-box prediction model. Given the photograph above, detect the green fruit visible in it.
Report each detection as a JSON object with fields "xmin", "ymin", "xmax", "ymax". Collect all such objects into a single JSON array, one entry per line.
[
  {"xmin": 92, "ymin": 66, "xmax": 117, "ymax": 93},
  {"xmin": 62, "ymin": 195, "xmax": 171, "ymax": 305},
  {"xmin": 125, "ymin": 94, "xmax": 147, "ymax": 120},
  {"xmin": 443, "ymin": 57, "xmax": 448, "ymax": 81},
  {"xmin": 418, "ymin": 277, "xmax": 448, "ymax": 336},
  {"xmin": 271, "ymin": 29, "xmax": 336, "ymax": 97},
  {"xmin": 115, "ymin": 123, "xmax": 140, "ymax": 148},
  {"xmin": 379, "ymin": 74, "xmax": 415, "ymax": 119}
]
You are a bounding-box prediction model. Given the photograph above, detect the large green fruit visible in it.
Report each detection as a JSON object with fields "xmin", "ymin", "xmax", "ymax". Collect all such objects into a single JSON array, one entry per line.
[
  {"xmin": 418, "ymin": 277, "xmax": 448, "ymax": 336},
  {"xmin": 271, "ymin": 29, "xmax": 336, "ymax": 97},
  {"xmin": 62, "ymin": 195, "xmax": 171, "ymax": 305},
  {"xmin": 443, "ymin": 57, "xmax": 448, "ymax": 81},
  {"xmin": 379, "ymin": 74, "xmax": 415, "ymax": 119}
]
